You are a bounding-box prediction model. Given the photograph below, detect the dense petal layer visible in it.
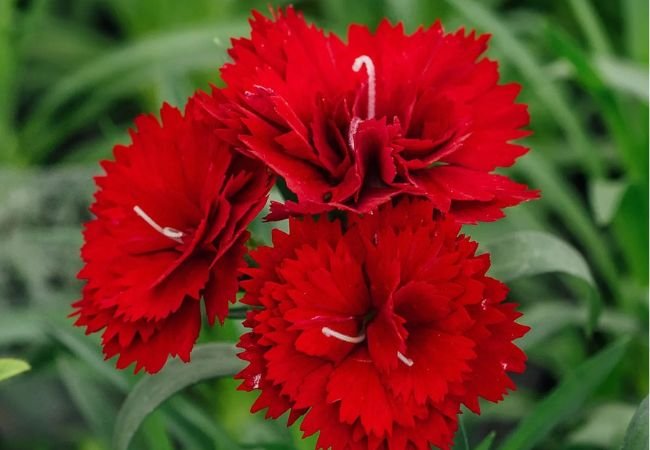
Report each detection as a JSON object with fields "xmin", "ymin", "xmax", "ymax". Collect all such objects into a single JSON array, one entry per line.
[{"xmin": 237, "ymin": 199, "xmax": 528, "ymax": 450}]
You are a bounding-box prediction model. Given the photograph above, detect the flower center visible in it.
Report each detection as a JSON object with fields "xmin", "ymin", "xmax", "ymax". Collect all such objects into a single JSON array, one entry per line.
[
  {"xmin": 348, "ymin": 54, "xmax": 377, "ymax": 151},
  {"xmin": 133, "ymin": 205, "xmax": 184, "ymax": 243},
  {"xmin": 320, "ymin": 324, "xmax": 414, "ymax": 367}
]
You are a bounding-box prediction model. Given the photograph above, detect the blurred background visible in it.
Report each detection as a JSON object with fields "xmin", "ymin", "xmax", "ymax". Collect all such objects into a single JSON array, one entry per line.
[{"xmin": 0, "ymin": 0, "xmax": 647, "ymax": 449}]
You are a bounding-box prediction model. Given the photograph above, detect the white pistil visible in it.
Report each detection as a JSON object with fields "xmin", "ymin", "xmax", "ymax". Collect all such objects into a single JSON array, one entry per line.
[
  {"xmin": 321, "ymin": 326, "xmax": 366, "ymax": 344},
  {"xmin": 352, "ymin": 55, "xmax": 376, "ymax": 119},
  {"xmin": 348, "ymin": 55, "xmax": 378, "ymax": 150},
  {"xmin": 397, "ymin": 351, "xmax": 414, "ymax": 367},
  {"xmin": 133, "ymin": 205, "xmax": 184, "ymax": 243}
]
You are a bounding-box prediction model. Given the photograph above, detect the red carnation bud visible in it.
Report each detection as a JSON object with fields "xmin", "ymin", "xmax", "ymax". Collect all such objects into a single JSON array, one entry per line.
[
  {"xmin": 71, "ymin": 93, "xmax": 274, "ymax": 373},
  {"xmin": 236, "ymin": 199, "xmax": 529, "ymax": 450}
]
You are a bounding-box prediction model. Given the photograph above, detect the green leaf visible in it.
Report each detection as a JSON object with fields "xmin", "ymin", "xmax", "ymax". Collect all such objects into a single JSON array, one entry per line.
[
  {"xmin": 453, "ymin": 414, "xmax": 470, "ymax": 450},
  {"xmin": 499, "ymin": 338, "xmax": 630, "ymax": 450},
  {"xmin": 140, "ymin": 412, "xmax": 175, "ymax": 450},
  {"xmin": 623, "ymin": 0, "xmax": 649, "ymax": 63},
  {"xmin": 485, "ymin": 231, "xmax": 594, "ymax": 284},
  {"xmin": 475, "ymin": 432, "xmax": 496, "ymax": 450},
  {"xmin": 47, "ymin": 318, "xmax": 129, "ymax": 390},
  {"xmin": 622, "ymin": 397, "xmax": 649, "ymax": 450},
  {"xmin": 0, "ymin": 311, "xmax": 46, "ymax": 346},
  {"xmin": 516, "ymin": 153, "xmax": 621, "ymax": 302},
  {"xmin": 519, "ymin": 301, "xmax": 639, "ymax": 351},
  {"xmin": 613, "ymin": 182, "xmax": 650, "ymax": 285},
  {"xmin": 0, "ymin": 358, "xmax": 30, "ymax": 382},
  {"xmin": 589, "ymin": 179, "xmax": 628, "ymax": 225},
  {"xmin": 596, "ymin": 56, "xmax": 649, "ymax": 102},
  {"xmin": 113, "ymin": 343, "xmax": 244, "ymax": 450},
  {"xmin": 545, "ymin": 24, "xmax": 643, "ymax": 182},
  {"xmin": 0, "ymin": 0, "xmax": 17, "ymax": 162},
  {"xmin": 568, "ymin": 0, "xmax": 612, "ymax": 55},
  {"xmin": 569, "ymin": 402, "xmax": 637, "ymax": 448},
  {"xmin": 48, "ymin": 318, "xmax": 238, "ymax": 449},
  {"xmin": 57, "ymin": 357, "xmax": 116, "ymax": 444},
  {"xmin": 483, "ymin": 231, "xmax": 601, "ymax": 330},
  {"xmin": 21, "ymin": 22, "xmax": 245, "ymax": 162}
]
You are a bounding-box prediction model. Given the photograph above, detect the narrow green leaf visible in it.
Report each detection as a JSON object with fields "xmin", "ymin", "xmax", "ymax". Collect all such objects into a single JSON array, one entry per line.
[
  {"xmin": 612, "ymin": 182, "xmax": 650, "ymax": 285},
  {"xmin": 519, "ymin": 301, "xmax": 639, "ymax": 351},
  {"xmin": 596, "ymin": 56, "xmax": 649, "ymax": 102},
  {"xmin": 453, "ymin": 414, "xmax": 470, "ymax": 450},
  {"xmin": 113, "ymin": 343, "xmax": 244, "ymax": 450},
  {"xmin": 483, "ymin": 231, "xmax": 601, "ymax": 330},
  {"xmin": 47, "ymin": 319, "xmax": 129, "ymax": 390},
  {"xmin": 569, "ymin": 402, "xmax": 637, "ymax": 448},
  {"xmin": 485, "ymin": 231, "xmax": 594, "ymax": 284},
  {"xmin": 622, "ymin": 397, "xmax": 649, "ymax": 450},
  {"xmin": 0, "ymin": 358, "xmax": 30, "ymax": 382},
  {"xmin": 0, "ymin": 0, "xmax": 17, "ymax": 162},
  {"xmin": 21, "ymin": 22, "xmax": 245, "ymax": 162},
  {"xmin": 517, "ymin": 153, "xmax": 621, "ymax": 302},
  {"xmin": 499, "ymin": 338, "xmax": 630, "ymax": 450},
  {"xmin": 140, "ymin": 412, "xmax": 175, "ymax": 450},
  {"xmin": 57, "ymin": 357, "xmax": 116, "ymax": 444},
  {"xmin": 48, "ymin": 318, "xmax": 236, "ymax": 449},
  {"xmin": 28, "ymin": 23, "xmax": 240, "ymax": 122},
  {"xmin": 546, "ymin": 24, "xmax": 643, "ymax": 182},
  {"xmin": 568, "ymin": 0, "xmax": 612, "ymax": 55},
  {"xmin": 589, "ymin": 179, "xmax": 628, "ymax": 225},
  {"xmin": 167, "ymin": 397, "xmax": 243, "ymax": 450},
  {"xmin": 475, "ymin": 431, "xmax": 496, "ymax": 450},
  {"xmin": 0, "ymin": 311, "xmax": 46, "ymax": 346},
  {"xmin": 623, "ymin": 0, "xmax": 649, "ymax": 63}
]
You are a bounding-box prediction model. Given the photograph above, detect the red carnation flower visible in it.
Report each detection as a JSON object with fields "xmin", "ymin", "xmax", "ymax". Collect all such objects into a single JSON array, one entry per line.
[
  {"xmin": 71, "ymin": 95, "xmax": 273, "ymax": 373},
  {"xmin": 198, "ymin": 7, "xmax": 538, "ymax": 223},
  {"xmin": 236, "ymin": 199, "xmax": 529, "ymax": 450}
]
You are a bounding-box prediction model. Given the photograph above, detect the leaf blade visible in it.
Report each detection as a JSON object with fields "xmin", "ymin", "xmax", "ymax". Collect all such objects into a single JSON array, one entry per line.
[
  {"xmin": 622, "ymin": 397, "xmax": 649, "ymax": 450},
  {"xmin": 484, "ymin": 231, "xmax": 594, "ymax": 284},
  {"xmin": 0, "ymin": 358, "xmax": 31, "ymax": 382},
  {"xmin": 498, "ymin": 338, "xmax": 630, "ymax": 450},
  {"xmin": 483, "ymin": 230, "xmax": 601, "ymax": 330},
  {"xmin": 475, "ymin": 431, "xmax": 496, "ymax": 450},
  {"xmin": 113, "ymin": 343, "xmax": 244, "ymax": 450}
]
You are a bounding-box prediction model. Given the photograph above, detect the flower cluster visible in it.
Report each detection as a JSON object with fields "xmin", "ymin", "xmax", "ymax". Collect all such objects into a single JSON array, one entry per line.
[{"xmin": 73, "ymin": 6, "xmax": 534, "ymax": 450}]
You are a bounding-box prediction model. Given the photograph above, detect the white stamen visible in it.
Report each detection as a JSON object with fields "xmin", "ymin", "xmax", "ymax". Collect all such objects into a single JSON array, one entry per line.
[
  {"xmin": 133, "ymin": 205, "xmax": 184, "ymax": 243},
  {"xmin": 352, "ymin": 55, "xmax": 376, "ymax": 119},
  {"xmin": 348, "ymin": 116, "xmax": 362, "ymax": 151},
  {"xmin": 322, "ymin": 326, "xmax": 366, "ymax": 344},
  {"xmin": 397, "ymin": 351, "xmax": 414, "ymax": 367}
]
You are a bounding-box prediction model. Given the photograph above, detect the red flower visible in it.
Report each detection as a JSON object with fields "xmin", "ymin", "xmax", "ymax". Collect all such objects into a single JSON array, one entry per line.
[
  {"xmin": 236, "ymin": 199, "xmax": 529, "ymax": 450},
  {"xmin": 71, "ymin": 96, "xmax": 273, "ymax": 373},
  {"xmin": 199, "ymin": 7, "xmax": 538, "ymax": 223}
]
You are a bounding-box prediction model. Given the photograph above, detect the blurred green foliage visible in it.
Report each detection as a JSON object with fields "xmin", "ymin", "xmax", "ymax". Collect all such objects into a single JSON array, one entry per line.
[{"xmin": 0, "ymin": 0, "xmax": 647, "ymax": 449}]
